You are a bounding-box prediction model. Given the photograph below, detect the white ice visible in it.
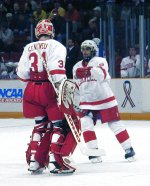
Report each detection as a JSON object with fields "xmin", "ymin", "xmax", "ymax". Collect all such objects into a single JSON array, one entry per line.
[{"xmin": 0, "ymin": 119, "xmax": 150, "ymax": 186}]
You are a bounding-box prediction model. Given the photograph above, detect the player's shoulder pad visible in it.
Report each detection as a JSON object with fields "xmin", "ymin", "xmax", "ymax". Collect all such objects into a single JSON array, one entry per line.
[
  {"xmin": 49, "ymin": 39, "xmax": 66, "ymax": 48},
  {"xmin": 73, "ymin": 60, "xmax": 83, "ymax": 69}
]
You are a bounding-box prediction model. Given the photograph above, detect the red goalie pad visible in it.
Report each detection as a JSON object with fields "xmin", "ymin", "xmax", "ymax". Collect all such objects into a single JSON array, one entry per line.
[
  {"xmin": 58, "ymin": 79, "xmax": 77, "ymax": 115},
  {"xmin": 26, "ymin": 141, "xmax": 39, "ymax": 165},
  {"xmin": 26, "ymin": 130, "xmax": 52, "ymax": 167},
  {"xmin": 34, "ymin": 130, "xmax": 52, "ymax": 167},
  {"xmin": 60, "ymin": 131, "xmax": 77, "ymax": 156}
]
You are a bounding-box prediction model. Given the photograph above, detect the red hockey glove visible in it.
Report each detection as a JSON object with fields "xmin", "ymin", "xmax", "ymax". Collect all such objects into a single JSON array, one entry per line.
[{"xmin": 76, "ymin": 67, "xmax": 92, "ymax": 79}]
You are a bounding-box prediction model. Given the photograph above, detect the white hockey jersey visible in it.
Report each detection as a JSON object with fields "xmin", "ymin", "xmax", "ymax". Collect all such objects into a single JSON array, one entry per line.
[
  {"xmin": 120, "ymin": 55, "xmax": 140, "ymax": 78},
  {"xmin": 73, "ymin": 57, "xmax": 118, "ymax": 110},
  {"xmin": 17, "ymin": 39, "xmax": 67, "ymax": 83}
]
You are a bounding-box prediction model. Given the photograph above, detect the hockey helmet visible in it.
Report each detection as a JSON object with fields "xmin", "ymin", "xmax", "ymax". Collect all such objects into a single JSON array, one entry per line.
[
  {"xmin": 81, "ymin": 40, "xmax": 98, "ymax": 53},
  {"xmin": 81, "ymin": 40, "xmax": 98, "ymax": 61},
  {"xmin": 35, "ymin": 19, "xmax": 55, "ymax": 39}
]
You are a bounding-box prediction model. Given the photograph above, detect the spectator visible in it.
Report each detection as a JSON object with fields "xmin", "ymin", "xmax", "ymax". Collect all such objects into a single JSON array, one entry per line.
[
  {"xmin": 0, "ymin": 61, "xmax": 17, "ymax": 79},
  {"xmin": 65, "ymin": 38, "xmax": 80, "ymax": 79},
  {"xmin": 88, "ymin": 6, "xmax": 101, "ymax": 37},
  {"xmin": 13, "ymin": 2, "xmax": 22, "ymax": 19},
  {"xmin": 23, "ymin": 2, "xmax": 33, "ymax": 17},
  {"xmin": 33, "ymin": 5, "xmax": 47, "ymax": 23},
  {"xmin": 28, "ymin": 0, "xmax": 38, "ymax": 11},
  {"xmin": 13, "ymin": 14, "xmax": 30, "ymax": 37},
  {"xmin": 65, "ymin": 3, "xmax": 81, "ymax": 33},
  {"xmin": 0, "ymin": 58, "xmax": 7, "ymax": 79},
  {"xmin": 3, "ymin": 0, "xmax": 14, "ymax": 13},
  {"xmin": 0, "ymin": 23, "xmax": 14, "ymax": 53},
  {"xmin": 81, "ymin": 18, "xmax": 99, "ymax": 41},
  {"xmin": 5, "ymin": 13, "xmax": 15, "ymax": 30},
  {"xmin": 80, "ymin": 7, "xmax": 101, "ymax": 41},
  {"xmin": 0, "ymin": 2, "xmax": 7, "ymax": 23},
  {"xmin": 49, "ymin": 9, "xmax": 66, "ymax": 44},
  {"xmin": 4, "ymin": 62, "xmax": 18, "ymax": 79},
  {"xmin": 145, "ymin": 58, "xmax": 150, "ymax": 77},
  {"xmin": 53, "ymin": 1, "xmax": 66, "ymax": 17},
  {"xmin": 120, "ymin": 46, "xmax": 141, "ymax": 78}
]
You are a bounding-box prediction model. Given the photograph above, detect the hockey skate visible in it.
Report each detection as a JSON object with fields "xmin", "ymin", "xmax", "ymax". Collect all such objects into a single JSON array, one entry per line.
[
  {"xmin": 50, "ymin": 167, "xmax": 75, "ymax": 174},
  {"xmin": 89, "ymin": 156, "xmax": 102, "ymax": 163},
  {"xmin": 28, "ymin": 161, "xmax": 45, "ymax": 174},
  {"xmin": 125, "ymin": 147, "xmax": 135, "ymax": 162},
  {"xmin": 49, "ymin": 161, "xmax": 76, "ymax": 174},
  {"xmin": 49, "ymin": 161, "xmax": 75, "ymax": 174}
]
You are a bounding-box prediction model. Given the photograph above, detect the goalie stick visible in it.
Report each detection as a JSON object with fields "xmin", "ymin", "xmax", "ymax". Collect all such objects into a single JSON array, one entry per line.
[
  {"xmin": 58, "ymin": 79, "xmax": 105, "ymax": 156},
  {"xmin": 38, "ymin": 50, "xmax": 105, "ymax": 157}
]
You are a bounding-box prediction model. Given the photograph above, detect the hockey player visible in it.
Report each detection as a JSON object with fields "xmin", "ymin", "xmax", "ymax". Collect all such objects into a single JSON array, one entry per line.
[
  {"xmin": 16, "ymin": 19, "xmax": 77, "ymax": 174},
  {"xmin": 73, "ymin": 40, "xmax": 135, "ymax": 163}
]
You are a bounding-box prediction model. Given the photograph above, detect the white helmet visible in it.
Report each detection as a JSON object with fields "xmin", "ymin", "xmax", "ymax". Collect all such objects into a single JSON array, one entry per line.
[
  {"xmin": 35, "ymin": 19, "xmax": 55, "ymax": 39},
  {"xmin": 81, "ymin": 40, "xmax": 98, "ymax": 53},
  {"xmin": 92, "ymin": 38, "xmax": 101, "ymax": 47}
]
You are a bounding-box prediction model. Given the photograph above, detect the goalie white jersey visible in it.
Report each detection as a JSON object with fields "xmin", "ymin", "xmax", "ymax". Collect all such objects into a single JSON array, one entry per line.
[
  {"xmin": 17, "ymin": 39, "xmax": 67, "ymax": 83},
  {"xmin": 73, "ymin": 56, "xmax": 118, "ymax": 110}
]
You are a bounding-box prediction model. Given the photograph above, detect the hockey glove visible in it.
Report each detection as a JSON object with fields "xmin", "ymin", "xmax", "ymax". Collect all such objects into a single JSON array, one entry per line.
[{"xmin": 76, "ymin": 67, "xmax": 92, "ymax": 79}]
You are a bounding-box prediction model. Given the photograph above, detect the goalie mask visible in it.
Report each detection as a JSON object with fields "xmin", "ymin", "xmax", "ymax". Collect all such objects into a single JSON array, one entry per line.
[
  {"xmin": 35, "ymin": 19, "xmax": 55, "ymax": 39},
  {"xmin": 81, "ymin": 40, "xmax": 98, "ymax": 62}
]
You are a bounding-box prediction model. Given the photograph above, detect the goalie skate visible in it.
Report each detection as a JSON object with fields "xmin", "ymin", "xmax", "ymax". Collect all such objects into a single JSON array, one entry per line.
[
  {"xmin": 50, "ymin": 167, "xmax": 75, "ymax": 174},
  {"xmin": 28, "ymin": 161, "xmax": 45, "ymax": 174},
  {"xmin": 49, "ymin": 153, "xmax": 76, "ymax": 175},
  {"xmin": 49, "ymin": 160, "xmax": 76, "ymax": 175}
]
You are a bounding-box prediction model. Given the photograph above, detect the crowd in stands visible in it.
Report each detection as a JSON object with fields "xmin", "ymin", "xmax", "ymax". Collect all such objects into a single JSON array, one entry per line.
[{"xmin": 0, "ymin": 0, "xmax": 150, "ymax": 79}]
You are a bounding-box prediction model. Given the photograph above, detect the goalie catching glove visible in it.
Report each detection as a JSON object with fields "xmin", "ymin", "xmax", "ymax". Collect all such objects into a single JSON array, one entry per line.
[{"xmin": 58, "ymin": 79, "xmax": 77, "ymax": 115}]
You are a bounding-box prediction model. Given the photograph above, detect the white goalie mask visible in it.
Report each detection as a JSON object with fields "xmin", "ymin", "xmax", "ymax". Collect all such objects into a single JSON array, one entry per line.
[{"xmin": 35, "ymin": 19, "xmax": 55, "ymax": 39}]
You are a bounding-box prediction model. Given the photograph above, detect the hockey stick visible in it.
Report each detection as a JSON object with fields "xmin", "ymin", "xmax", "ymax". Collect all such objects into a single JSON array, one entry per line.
[
  {"xmin": 58, "ymin": 79, "xmax": 105, "ymax": 156},
  {"xmin": 38, "ymin": 50, "xmax": 105, "ymax": 156}
]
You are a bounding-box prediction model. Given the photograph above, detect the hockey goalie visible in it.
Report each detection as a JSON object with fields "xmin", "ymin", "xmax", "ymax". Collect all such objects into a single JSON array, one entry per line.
[{"xmin": 16, "ymin": 19, "xmax": 81, "ymax": 175}]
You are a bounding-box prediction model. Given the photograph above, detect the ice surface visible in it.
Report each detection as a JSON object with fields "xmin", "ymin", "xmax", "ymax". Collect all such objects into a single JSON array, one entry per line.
[{"xmin": 0, "ymin": 119, "xmax": 150, "ymax": 186}]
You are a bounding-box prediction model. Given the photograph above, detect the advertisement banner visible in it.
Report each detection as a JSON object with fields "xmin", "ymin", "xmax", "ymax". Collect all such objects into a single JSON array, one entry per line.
[
  {"xmin": 0, "ymin": 79, "xmax": 150, "ymax": 114},
  {"xmin": 0, "ymin": 80, "xmax": 23, "ymax": 112}
]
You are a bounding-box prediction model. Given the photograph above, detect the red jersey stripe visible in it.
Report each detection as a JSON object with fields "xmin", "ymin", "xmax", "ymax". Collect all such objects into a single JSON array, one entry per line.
[
  {"xmin": 50, "ymin": 69, "xmax": 66, "ymax": 75},
  {"xmin": 18, "ymin": 77, "xmax": 30, "ymax": 82},
  {"xmin": 80, "ymin": 96, "xmax": 115, "ymax": 106}
]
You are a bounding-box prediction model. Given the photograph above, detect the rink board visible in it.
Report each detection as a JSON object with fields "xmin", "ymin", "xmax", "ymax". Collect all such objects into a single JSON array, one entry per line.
[
  {"xmin": 0, "ymin": 79, "xmax": 150, "ymax": 120},
  {"xmin": 0, "ymin": 112, "xmax": 150, "ymax": 120}
]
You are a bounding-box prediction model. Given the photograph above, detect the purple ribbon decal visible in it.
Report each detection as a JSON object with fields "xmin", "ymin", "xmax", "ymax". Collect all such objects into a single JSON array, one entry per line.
[{"xmin": 121, "ymin": 81, "xmax": 135, "ymax": 108}]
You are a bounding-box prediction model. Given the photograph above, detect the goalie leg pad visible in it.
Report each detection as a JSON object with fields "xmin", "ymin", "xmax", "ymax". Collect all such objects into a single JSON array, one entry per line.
[
  {"xmin": 26, "ymin": 117, "xmax": 52, "ymax": 166},
  {"xmin": 26, "ymin": 141, "xmax": 40, "ymax": 165},
  {"xmin": 34, "ymin": 130, "xmax": 52, "ymax": 167},
  {"xmin": 50, "ymin": 127, "xmax": 76, "ymax": 172},
  {"xmin": 60, "ymin": 131, "xmax": 77, "ymax": 157},
  {"xmin": 50, "ymin": 130, "xmax": 66, "ymax": 169}
]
